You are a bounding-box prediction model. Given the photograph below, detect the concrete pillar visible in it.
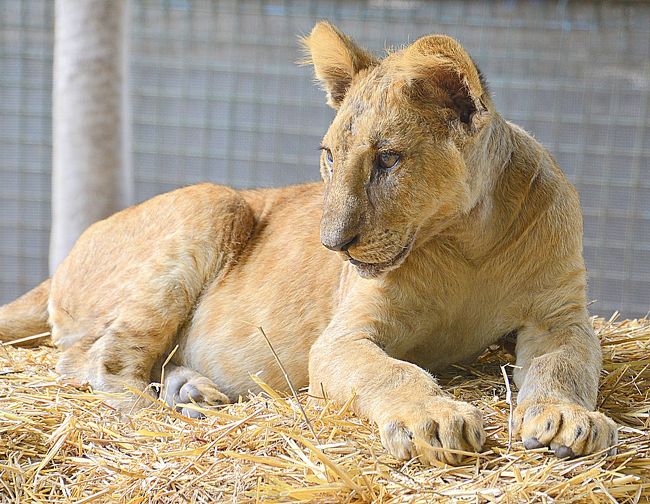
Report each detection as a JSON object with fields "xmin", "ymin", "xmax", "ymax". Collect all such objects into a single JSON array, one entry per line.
[{"xmin": 50, "ymin": 0, "xmax": 132, "ymax": 272}]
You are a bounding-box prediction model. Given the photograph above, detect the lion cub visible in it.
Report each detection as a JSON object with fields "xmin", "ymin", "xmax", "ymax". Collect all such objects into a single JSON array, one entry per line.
[{"xmin": 0, "ymin": 22, "xmax": 617, "ymax": 465}]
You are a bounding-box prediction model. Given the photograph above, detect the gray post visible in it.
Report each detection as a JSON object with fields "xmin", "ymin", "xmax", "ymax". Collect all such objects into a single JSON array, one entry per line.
[{"xmin": 50, "ymin": 0, "xmax": 133, "ymax": 272}]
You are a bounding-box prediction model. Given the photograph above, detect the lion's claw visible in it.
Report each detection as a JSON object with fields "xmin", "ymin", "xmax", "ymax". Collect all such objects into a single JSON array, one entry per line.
[{"xmin": 554, "ymin": 445, "xmax": 575, "ymax": 458}]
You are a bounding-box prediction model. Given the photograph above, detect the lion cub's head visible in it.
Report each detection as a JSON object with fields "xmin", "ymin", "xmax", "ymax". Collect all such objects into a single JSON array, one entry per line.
[{"xmin": 302, "ymin": 22, "xmax": 493, "ymax": 278}]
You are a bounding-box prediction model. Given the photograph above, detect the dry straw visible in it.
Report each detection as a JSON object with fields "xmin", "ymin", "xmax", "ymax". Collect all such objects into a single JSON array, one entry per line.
[{"xmin": 1, "ymin": 316, "xmax": 648, "ymax": 502}]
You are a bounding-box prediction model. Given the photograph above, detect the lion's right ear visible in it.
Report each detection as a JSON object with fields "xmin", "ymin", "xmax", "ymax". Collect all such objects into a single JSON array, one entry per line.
[{"xmin": 300, "ymin": 21, "xmax": 377, "ymax": 109}]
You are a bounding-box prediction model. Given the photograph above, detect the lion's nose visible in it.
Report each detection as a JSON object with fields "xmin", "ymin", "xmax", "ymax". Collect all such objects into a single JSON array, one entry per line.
[{"xmin": 321, "ymin": 234, "xmax": 359, "ymax": 252}]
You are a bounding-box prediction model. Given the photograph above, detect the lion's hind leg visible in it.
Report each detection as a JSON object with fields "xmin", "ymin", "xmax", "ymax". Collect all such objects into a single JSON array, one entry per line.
[
  {"xmin": 162, "ymin": 364, "xmax": 230, "ymax": 418},
  {"xmin": 49, "ymin": 184, "xmax": 255, "ymax": 410}
]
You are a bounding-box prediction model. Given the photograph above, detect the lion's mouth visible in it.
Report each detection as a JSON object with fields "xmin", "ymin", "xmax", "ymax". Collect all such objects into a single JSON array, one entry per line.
[{"xmin": 347, "ymin": 233, "xmax": 417, "ymax": 278}]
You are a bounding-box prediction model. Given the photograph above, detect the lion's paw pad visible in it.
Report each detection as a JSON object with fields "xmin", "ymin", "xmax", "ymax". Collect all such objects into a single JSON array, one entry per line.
[{"xmin": 164, "ymin": 372, "xmax": 229, "ymax": 418}]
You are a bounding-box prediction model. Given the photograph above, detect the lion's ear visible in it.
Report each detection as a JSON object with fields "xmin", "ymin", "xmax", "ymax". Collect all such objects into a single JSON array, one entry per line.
[
  {"xmin": 398, "ymin": 35, "xmax": 490, "ymax": 130},
  {"xmin": 300, "ymin": 21, "xmax": 377, "ymax": 109}
]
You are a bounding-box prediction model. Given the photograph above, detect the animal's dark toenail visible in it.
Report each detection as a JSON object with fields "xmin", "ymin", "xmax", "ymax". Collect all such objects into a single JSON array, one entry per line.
[
  {"xmin": 575, "ymin": 427, "xmax": 583, "ymax": 440},
  {"xmin": 545, "ymin": 420, "xmax": 553, "ymax": 431},
  {"xmin": 555, "ymin": 445, "xmax": 575, "ymax": 458},
  {"xmin": 523, "ymin": 437, "xmax": 544, "ymax": 450},
  {"xmin": 184, "ymin": 407, "xmax": 206, "ymax": 420}
]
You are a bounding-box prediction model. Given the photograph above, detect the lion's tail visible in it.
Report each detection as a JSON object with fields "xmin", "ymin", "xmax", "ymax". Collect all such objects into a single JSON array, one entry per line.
[{"xmin": 0, "ymin": 279, "xmax": 51, "ymax": 347}]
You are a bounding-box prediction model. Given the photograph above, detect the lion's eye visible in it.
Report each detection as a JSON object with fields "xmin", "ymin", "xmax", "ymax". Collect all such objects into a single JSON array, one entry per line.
[
  {"xmin": 323, "ymin": 148, "xmax": 334, "ymax": 169},
  {"xmin": 377, "ymin": 151, "xmax": 400, "ymax": 171}
]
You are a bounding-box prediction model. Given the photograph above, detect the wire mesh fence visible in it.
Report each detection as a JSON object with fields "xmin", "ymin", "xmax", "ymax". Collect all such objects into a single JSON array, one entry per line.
[
  {"xmin": 0, "ymin": 0, "xmax": 53, "ymax": 305},
  {"xmin": 1, "ymin": 0, "xmax": 649, "ymax": 317}
]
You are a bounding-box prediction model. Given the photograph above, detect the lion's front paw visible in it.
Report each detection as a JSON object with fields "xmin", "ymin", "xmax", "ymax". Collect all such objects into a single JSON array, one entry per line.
[
  {"xmin": 378, "ymin": 397, "xmax": 485, "ymax": 465},
  {"xmin": 514, "ymin": 400, "xmax": 618, "ymax": 458}
]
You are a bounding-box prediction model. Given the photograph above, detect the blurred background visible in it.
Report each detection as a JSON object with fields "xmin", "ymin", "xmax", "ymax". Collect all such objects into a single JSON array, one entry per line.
[{"xmin": 0, "ymin": 0, "xmax": 648, "ymax": 317}]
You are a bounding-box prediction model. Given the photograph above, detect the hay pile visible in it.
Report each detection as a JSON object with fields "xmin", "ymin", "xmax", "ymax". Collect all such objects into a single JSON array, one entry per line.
[{"xmin": 1, "ymin": 316, "xmax": 649, "ymax": 503}]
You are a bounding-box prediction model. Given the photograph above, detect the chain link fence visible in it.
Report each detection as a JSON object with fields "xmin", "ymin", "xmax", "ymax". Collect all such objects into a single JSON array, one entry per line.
[{"xmin": 1, "ymin": 0, "xmax": 649, "ymax": 317}]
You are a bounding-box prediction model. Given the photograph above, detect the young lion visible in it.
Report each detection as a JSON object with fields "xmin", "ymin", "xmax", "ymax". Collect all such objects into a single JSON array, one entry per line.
[{"xmin": 0, "ymin": 22, "xmax": 617, "ymax": 465}]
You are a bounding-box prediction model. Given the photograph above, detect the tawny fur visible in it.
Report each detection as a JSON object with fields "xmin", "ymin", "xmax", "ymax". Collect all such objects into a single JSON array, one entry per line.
[{"xmin": 0, "ymin": 21, "xmax": 617, "ymax": 465}]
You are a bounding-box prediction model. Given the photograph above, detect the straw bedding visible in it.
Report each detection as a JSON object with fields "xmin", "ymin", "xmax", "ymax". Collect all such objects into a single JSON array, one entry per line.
[{"xmin": 1, "ymin": 316, "xmax": 648, "ymax": 503}]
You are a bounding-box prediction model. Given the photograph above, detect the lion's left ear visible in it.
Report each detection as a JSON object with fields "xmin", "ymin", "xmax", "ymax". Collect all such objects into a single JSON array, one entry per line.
[
  {"xmin": 398, "ymin": 35, "xmax": 490, "ymax": 130},
  {"xmin": 300, "ymin": 21, "xmax": 377, "ymax": 109}
]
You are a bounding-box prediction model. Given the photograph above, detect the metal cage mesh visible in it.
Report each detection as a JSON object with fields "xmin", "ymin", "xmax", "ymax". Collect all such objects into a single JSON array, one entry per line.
[{"xmin": 1, "ymin": 0, "xmax": 649, "ymax": 317}]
